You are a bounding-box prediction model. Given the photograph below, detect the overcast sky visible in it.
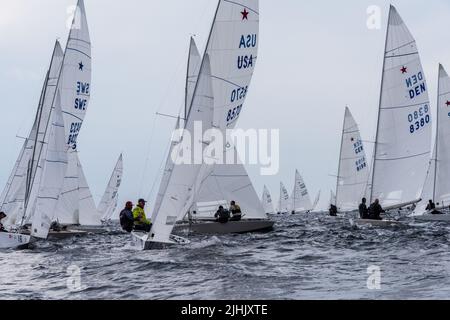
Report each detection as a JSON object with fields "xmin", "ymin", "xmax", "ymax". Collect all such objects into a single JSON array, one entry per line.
[{"xmin": 1, "ymin": 0, "xmax": 450, "ymax": 210}]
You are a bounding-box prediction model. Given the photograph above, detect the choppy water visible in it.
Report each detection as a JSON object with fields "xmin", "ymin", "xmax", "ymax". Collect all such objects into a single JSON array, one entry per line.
[{"xmin": 1, "ymin": 214, "xmax": 450, "ymax": 300}]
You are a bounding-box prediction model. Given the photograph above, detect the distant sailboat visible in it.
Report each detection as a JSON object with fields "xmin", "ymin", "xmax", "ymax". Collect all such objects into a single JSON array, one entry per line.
[
  {"xmin": 290, "ymin": 170, "xmax": 313, "ymax": 214},
  {"xmin": 335, "ymin": 107, "xmax": 369, "ymax": 212},
  {"xmin": 369, "ymin": 5, "xmax": 431, "ymax": 210},
  {"xmin": 312, "ymin": 190, "xmax": 321, "ymax": 211},
  {"xmin": 262, "ymin": 185, "xmax": 275, "ymax": 215},
  {"xmin": 278, "ymin": 182, "xmax": 290, "ymax": 214},
  {"xmin": 98, "ymin": 154, "xmax": 124, "ymax": 222},
  {"xmin": 415, "ymin": 65, "xmax": 450, "ymax": 221}
]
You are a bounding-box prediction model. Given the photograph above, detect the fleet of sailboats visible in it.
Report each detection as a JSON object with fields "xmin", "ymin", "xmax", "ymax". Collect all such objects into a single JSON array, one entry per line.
[{"xmin": 2, "ymin": 2, "xmax": 450, "ymax": 251}]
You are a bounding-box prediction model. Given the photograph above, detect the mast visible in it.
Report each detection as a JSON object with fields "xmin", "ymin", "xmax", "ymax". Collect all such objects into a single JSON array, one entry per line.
[
  {"xmin": 184, "ymin": 37, "xmax": 193, "ymax": 120},
  {"xmin": 433, "ymin": 64, "xmax": 442, "ymax": 203},
  {"xmin": 335, "ymin": 107, "xmax": 347, "ymax": 208},
  {"xmin": 370, "ymin": 6, "xmax": 392, "ymax": 204}
]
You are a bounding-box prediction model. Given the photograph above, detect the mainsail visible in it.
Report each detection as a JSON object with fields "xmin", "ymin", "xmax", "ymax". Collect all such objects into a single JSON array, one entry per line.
[
  {"xmin": 290, "ymin": 170, "xmax": 313, "ymax": 213},
  {"xmin": 31, "ymin": 91, "xmax": 68, "ymax": 239},
  {"xmin": 417, "ymin": 64, "xmax": 450, "ymax": 211},
  {"xmin": 53, "ymin": 0, "xmax": 92, "ymax": 225},
  {"xmin": 0, "ymin": 40, "xmax": 64, "ymax": 227},
  {"xmin": 279, "ymin": 182, "xmax": 290, "ymax": 213},
  {"xmin": 262, "ymin": 185, "xmax": 275, "ymax": 215},
  {"xmin": 98, "ymin": 154, "xmax": 124, "ymax": 222},
  {"xmin": 370, "ymin": 6, "xmax": 431, "ymax": 208},
  {"xmin": 153, "ymin": 38, "xmax": 202, "ymax": 220},
  {"xmin": 336, "ymin": 107, "xmax": 369, "ymax": 211}
]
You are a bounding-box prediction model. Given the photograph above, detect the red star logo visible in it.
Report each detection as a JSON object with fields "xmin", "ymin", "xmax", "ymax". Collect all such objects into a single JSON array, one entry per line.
[
  {"xmin": 446, "ymin": 101, "xmax": 450, "ymax": 107},
  {"xmin": 401, "ymin": 66, "xmax": 408, "ymax": 74},
  {"xmin": 241, "ymin": 8, "xmax": 249, "ymax": 20}
]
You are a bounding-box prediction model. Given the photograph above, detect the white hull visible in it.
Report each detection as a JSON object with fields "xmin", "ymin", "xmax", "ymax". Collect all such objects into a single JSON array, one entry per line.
[
  {"xmin": 131, "ymin": 232, "xmax": 190, "ymax": 251},
  {"xmin": 174, "ymin": 220, "xmax": 275, "ymax": 235},
  {"xmin": 414, "ymin": 213, "xmax": 450, "ymax": 222},
  {"xmin": 0, "ymin": 232, "xmax": 32, "ymax": 249},
  {"xmin": 353, "ymin": 219, "xmax": 402, "ymax": 227}
]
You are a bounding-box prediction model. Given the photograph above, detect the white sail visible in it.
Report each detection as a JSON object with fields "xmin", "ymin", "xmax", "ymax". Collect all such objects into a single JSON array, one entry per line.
[
  {"xmin": 279, "ymin": 182, "xmax": 290, "ymax": 213},
  {"xmin": 153, "ymin": 39, "xmax": 202, "ymax": 219},
  {"xmin": 432, "ymin": 65, "xmax": 450, "ymax": 206},
  {"xmin": 150, "ymin": 54, "xmax": 214, "ymax": 243},
  {"xmin": 77, "ymin": 154, "xmax": 99, "ymax": 226},
  {"xmin": 31, "ymin": 91, "xmax": 68, "ymax": 239},
  {"xmin": 417, "ymin": 64, "xmax": 450, "ymax": 212},
  {"xmin": 312, "ymin": 190, "xmax": 321, "ymax": 210},
  {"xmin": 98, "ymin": 154, "xmax": 124, "ymax": 222},
  {"xmin": 262, "ymin": 185, "xmax": 275, "ymax": 215},
  {"xmin": 205, "ymin": 0, "xmax": 259, "ymax": 130},
  {"xmin": 55, "ymin": 151, "xmax": 80, "ymax": 225},
  {"xmin": 371, "ymin": 6, "xmax": 431, "ymax": 208},
  {"xmin": 336, "ymin": 107, "xmax": 369, "ymax": 211},
  {"xmin": 1, "ymin": 41, "xmax": 64, "ymax": 226},
  {"xmin": 290, "ymin": 170, "xmax": 313, "ymax": 213},
  {"xmin": 52, "ymin": 0, "xmax": 91, "ymax": 225},
  {"xmin": 185, "ymin": 37, "xmax": 202, "ymax": 119}
]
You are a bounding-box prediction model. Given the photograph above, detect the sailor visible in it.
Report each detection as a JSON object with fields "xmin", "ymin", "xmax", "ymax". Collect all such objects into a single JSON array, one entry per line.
[
  {"xmin": 359, "ymin": 198, "xmax": 369, "ymax": 219},
  {"xmin": 229, "ymin": 201, "xmax": 242, "ymax": 221},
  {"xmin": 426, "ymin": 200, "xmax": 444, "ymax": 215},
  {"xmin": 133, "ymin": 199, "xmax": 152, "ymax": 232},
  {"xmin": 214, "ymin": 206, "xmax": 230, "ymax": 224},
  {"xmin": 120, "ymin": 201, "xmax": 135, "ymax": 233},
  {"xmin": 0, "ymin": 212, "xmax": 6, "ymax": 232},
  {"xmin": 329, "ymin": 204, "xmax": 338, "ymax": 217},
  {"xmin": 368, "ymin": 199, "xmax": 384, "ymax": 220}
]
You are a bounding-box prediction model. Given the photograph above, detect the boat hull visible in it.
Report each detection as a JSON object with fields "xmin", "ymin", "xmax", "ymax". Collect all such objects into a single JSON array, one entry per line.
[
  {"xmin": 0, "ymin": 232, "xmax": 32, "ymax": 249},
  {"xmin": 131, "ymin": 232, "xmax": 190, "ymax": 251},
  {"xmin": 414, "ymin": 214, "xmax": 450, "ymax": 222},
  {"xmin": 175, "ymin": 220, "xmax": 275, "ymax": 235}
]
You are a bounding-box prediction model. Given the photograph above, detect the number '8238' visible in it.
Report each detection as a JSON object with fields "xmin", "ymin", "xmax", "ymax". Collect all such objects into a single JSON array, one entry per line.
[
  {"xmin": 408, "ymin": 104, "xmax": 430, "ymax": 134},
  {"xmin": 226, "ymin": 104, "xmax": 243, "ymax": 125}
]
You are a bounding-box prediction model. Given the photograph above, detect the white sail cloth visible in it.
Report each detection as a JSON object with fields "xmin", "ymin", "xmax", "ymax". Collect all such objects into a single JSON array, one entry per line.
[
  {"xmin": 336, "ymin": 107, "xmax": 369, "ymax": 211},
  {"xmin": 278, "ymin": 182, "xmax": 290, "ymax": 213},
  {"xmin": 290, "ymin": 170, "xmax": 313, "ymax": 213},
  {"xmin": 371, "ymin": 6, "xmax": 431, "ymax": 208},
  {"xmin": 98, "ymin": 154, "xmax": 124, "ymax": 222},
  {"xmin": 262, "ymin": 185, "xmax": 275, "ymax": 215}
]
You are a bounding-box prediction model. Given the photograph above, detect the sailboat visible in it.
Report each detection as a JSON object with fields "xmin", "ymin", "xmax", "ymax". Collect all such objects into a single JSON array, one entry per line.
[
  {"xmin": 0, "ymin": 40, "xmax": 64, "ymax": 248},
  {"xmin": 98, "ymin": 154, "xmax": 124, "ymax": 223},
  {"xmin": 335, "ymin": 107, "xmax": 369, "ymax": 213},
  {"xmin": 415, "ymin": 65, "xmax": 450, "ymax": 222},
  {"xmin": 262, "ymin": 185, "xmax": 275, "ymax": 215},
  {"xmin": 132, "ymin": 0, "xmax": 272, "ymax": 250},
  {"xmin": 290, "ymin": 170, "xmax": 313, "ymax": 214},
  {"xmin": 278, "ymin": 182, "xmax": 290, "ymax": 214},
  {"xmin": 311, "ymin": 190, "xmax": 321, "ymax": 212},
  {"xmin": 358, "ymin": 6, "xmax": 431, "ymax": 227}
]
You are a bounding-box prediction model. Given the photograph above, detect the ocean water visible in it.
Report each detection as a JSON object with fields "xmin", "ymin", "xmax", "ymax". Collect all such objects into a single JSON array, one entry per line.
[{"xmin": 1, "ymin": 214, "xmax": 450, "ymax": 300}]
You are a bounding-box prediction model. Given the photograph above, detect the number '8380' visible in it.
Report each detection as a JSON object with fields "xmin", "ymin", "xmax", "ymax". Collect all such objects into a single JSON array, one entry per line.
[
  {"xmin": 227, "ymin": 104, "xmax": 243, "ymax": 124},
  {"xmin": 408, "ymin": 105, "xmax": 430, "ymax": 134}
]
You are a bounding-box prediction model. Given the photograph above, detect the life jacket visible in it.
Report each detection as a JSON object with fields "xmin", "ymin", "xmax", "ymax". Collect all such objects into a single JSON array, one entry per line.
[{"xmin": 120, "ymin": 209, "xmax": 134, "ymax": 233}]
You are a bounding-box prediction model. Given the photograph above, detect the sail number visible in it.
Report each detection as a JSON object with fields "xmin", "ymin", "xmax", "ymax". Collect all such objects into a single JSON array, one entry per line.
[
  {"xmin": 356, "ymin": 157, "xmax": 367, "ymax": 172},
  {"xmin": 226, "ymin": 104, "xmax": 243, "ymax": 125},
  {"xmin": 408, "ymin": 104, "xmax": 430, "ymax": 134}
]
